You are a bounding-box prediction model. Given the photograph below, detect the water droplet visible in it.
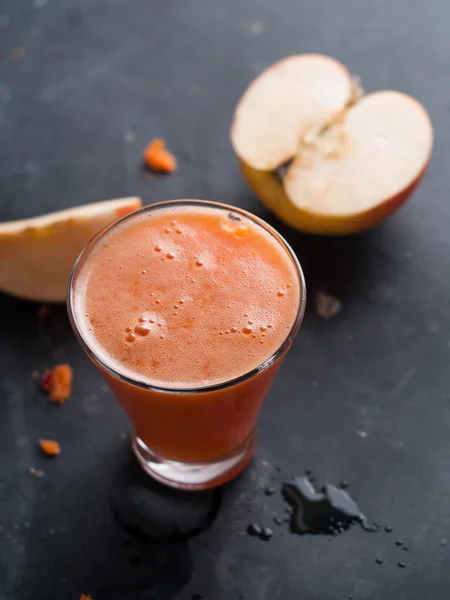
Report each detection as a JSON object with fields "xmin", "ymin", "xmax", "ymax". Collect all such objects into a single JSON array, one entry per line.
[
  {"xmin": 264, "ymin": 487, "xmax": 276, "ymax": 496},
  {"xmin": 149, "ymin": 319, "xmax": 155, "ymax": 324},
  {"xmin": 125, "ymin": 327, "xmax": 132, "ymax": 332},
  {"xmin": 174, "ymin": 305, "xmax": 179, "ymax": 309},
  {"xmin": 176, "ymin": 228, "xmax": 183, "ymax": 234},
  {"xmin": 159, "ymin": 334, "xmax": 165, "ymax": 339},
  {"xmin": 154, "ymin": 245, "xmax": 162, "ymax": 252},
  {"xmin": 228, "ymin": 212, "xmax": 241, "ymax": 222},
  {"xmin": 219, "ymin": 331, "xmax": 224, "ymax": 335},
  {"xmin": 231, "ymin": 327, "xmax": 237, "ymax": 333},
  {"xmin": 375, "ymin": 558, "xmax": 383, "ymax": 565},
  {"xmin": 282, "ymin": 476, "xmax": 370, "ymax": 535},
  {"xmin": 170, "ymin": 220, "xmax": 176, "ymax": 226},
  {"xmin": 179, "ymin": 299, "xmax": 185, "ymax": 304},
  {"xmin": 134, "ymin": 324, "xmax": 150, "ymax": 336},
  {"xmin": 125, "ymin": 334, "xmax": 136, "ymax": 342},
  {"xmin": 395, "ymin": 540, "xmax": 403, "ymax": 547},
  {"xmin": 398, "ymin": 562, "xmax": 406, "ymax": 569},
  {"xmin": 252, "ymin": 334, "xmax": 256, "ymax": 338},
  {"xmin": 246, "ymin": 524, "xmax": 273, "ymax": 540},
  {"xmin": 260, "ymin": 326, "xmax": 267, "ymax": 332},
  {"xmin": 158, "ymin": 323, "xmax": 163, "ymax": 327},
  {"xmin": 195, "ymin": 259, "xmax": 203, "ymax": 267},
  {"xmin": 242, "ymin": 326, "xmax": 252, "ymax": 335},
  {"xmin": 138, "ymin": 317, "xmax": 146, "ymax": 323},
  {"xmin": 384, "ymin": 525, "xmax": 393, "ymax": 533},
  {"xmin": 142, "ymin": 269, "xmax": 147, "ymax": 274},
  {"xmin": 165, "ymin": 228, "xmax": 172, "ymax": 234},
  {"xmin": 287, "ymin": 283, "xmax": 292, "ymax": 288},
  {"xmin": 248, "ymin": 320, "xmax": 253, "ymax": 325},
  {"xmin": 167, "ymin": 252, "xmax": 175, "ymax": 259},
  {"xmin": 268, "ymin": 324, "xmax": 273, "ymax": 328},
  {"xmin": 277, "ymin": 291, "xmax": 285, "ymax": 297},
  {"xmin": 244, "ymin": 313, "xmax": 249, "ymax": 317},
  {"xmin": 225, "ymin": 330, "xmax": 230, "ymax": 334}
]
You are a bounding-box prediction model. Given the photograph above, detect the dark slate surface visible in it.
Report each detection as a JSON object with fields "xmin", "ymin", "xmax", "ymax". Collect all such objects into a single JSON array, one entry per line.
[{"xmin": 1, "ymin": 1, "xmax": 449, "ymax": 599}]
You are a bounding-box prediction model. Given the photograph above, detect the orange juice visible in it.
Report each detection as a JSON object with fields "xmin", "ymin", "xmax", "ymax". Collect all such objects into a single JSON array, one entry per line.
[{"xmin": 69, "ymin": 200, "xmax": 305, "ymax": 489}]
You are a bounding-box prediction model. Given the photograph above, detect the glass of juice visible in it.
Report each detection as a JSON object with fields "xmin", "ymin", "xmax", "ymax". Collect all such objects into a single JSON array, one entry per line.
[{"xmin": 68, "ymin": 200, "xmax": 306, "ymax": 490}]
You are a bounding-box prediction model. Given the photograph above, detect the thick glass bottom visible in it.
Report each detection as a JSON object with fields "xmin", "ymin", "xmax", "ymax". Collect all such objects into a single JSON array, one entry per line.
[{"xmin": 131, "ymin": 430, "xmax": 255, "ymax": 490}]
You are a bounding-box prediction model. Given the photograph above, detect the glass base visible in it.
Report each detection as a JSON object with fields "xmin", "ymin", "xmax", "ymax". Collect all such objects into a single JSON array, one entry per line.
[{"xmin": 131, "ymin": 430, "xmax": 255, "ymax": 490}]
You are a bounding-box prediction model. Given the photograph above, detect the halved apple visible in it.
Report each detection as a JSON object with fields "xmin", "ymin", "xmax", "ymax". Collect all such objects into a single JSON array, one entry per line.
[
  {"xmin": 0, "ymin": 197, "xmax": 142, "ymax": 302},
  {"xmin": 231, "ymin": 54, "xmax": 433, "ymax": 235}
]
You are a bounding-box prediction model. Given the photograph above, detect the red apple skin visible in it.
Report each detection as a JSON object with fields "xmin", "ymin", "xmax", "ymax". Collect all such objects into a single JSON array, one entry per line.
[{"xmin": 240, "ymin": 159, "xmax": 430, "ymax": 236}]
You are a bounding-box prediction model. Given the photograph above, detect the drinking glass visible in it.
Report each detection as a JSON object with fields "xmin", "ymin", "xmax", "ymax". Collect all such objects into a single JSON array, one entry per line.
[{"xmin": 67, "ymin": 200, "xmax": 306, "ymax": 490}]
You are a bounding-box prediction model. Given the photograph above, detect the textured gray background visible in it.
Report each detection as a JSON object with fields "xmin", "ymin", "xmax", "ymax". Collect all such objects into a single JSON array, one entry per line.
[{"xmin": 1, "ymin": 1, "xmax": 450, "ymax": 599}]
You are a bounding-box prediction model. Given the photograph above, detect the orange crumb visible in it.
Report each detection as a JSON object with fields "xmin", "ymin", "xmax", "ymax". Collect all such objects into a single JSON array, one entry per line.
[
  {"xmin": 10, "ymin": 46, "xmax": 27, "ymax": 61},
  {"xmin": 37, "ymin": 304, "xmax": 50, "ymax": 319},
  {"xmin": 143, "ymin": 138, "xmax": 177, "ymax": 173},
  {"xmin": 39, "ymin": 439, "xmax": 60, "ymax": 456},
  {"xmin": 49, "ymin": 364, "xmax": 73, "ymax": 404}
]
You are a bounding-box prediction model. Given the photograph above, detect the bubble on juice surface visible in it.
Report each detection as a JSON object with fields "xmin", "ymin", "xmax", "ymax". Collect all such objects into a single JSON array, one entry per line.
[
  {"xmin": 165, "ymin": 228, "xmax": 172, "ymax": 234},
  {"xmin": 176, "ymin": 228, "xmax": 183, "ymax": 234},
  {"xmin": 166, "ymin": 252, "xmax": 175, "ymax": 259},
  {"xmin": 134, "ymin": 324, "xmax": 151, "ymax": 337},
  {"xmin": 277, "ymin": 291, "xmax": 285, "ymax": 297},
  {"xmin": 242, "ymin": 325, "xmax": 252, "ymax": 335},
  {"xmin": 195, "ymin": 259, "xmax": 204, "ymax": 267},
  {"xmin": 235, "ymin": 225, "xmax": 248, "ymax": 238},
  {"xmin": 231, "ymin": 327, "xmax": 237, "ymax": 333},
  {"xmin": 154, "ymin": 245, "xmax": 162, "ymax": 252},
  {"xmin": 125, "ymin": 326, "xmax": 132, "ymax": 332},
  {"xmin": 125, "ymin": 333, "xmax": 136, "ymax": 342}
]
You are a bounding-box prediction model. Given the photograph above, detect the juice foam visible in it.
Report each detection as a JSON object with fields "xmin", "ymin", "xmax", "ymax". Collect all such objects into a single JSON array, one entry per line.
[{"xmin": 75, "ymin": 204, "xmax": 301, "ymax": 388}]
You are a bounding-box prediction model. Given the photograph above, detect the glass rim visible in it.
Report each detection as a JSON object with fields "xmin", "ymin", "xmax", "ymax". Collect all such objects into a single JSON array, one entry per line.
[{"xmin": 67, "ymin": 199, "xmax": 307, "ymax": 395}]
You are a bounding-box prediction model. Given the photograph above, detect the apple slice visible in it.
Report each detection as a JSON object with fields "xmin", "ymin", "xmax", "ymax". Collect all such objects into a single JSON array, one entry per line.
[
  {"xmin": 0, "ymin": 197, "xmax": 142, "ymax": 302},
  {"xmin": 231, "ymin": 55, "xmax": 433, "ymax": 235},
  {"xmin": 231, "ymin": 54, "xmax": 354, "ymax": 171}
]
